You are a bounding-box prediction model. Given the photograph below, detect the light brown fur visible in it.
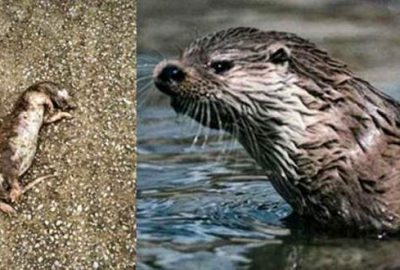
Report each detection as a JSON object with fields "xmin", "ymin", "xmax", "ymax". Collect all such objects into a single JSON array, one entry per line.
[{"xmin": 0, "ymin": 81, "xmax": 75, "ymax": 214}]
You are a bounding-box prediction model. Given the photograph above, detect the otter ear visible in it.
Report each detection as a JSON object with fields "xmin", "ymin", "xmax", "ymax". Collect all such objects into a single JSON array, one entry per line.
[{"xmin": 269, "ymin": 46, "xmax": 291, "ymax": 65}]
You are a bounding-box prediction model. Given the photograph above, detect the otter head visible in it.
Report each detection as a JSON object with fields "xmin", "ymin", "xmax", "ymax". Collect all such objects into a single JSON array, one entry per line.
[
  {"xmin": 153, "ymin": 27, "xmax": 352, "ymax": 170},
  {"xmin": 31, "ymin": 81, "xmax": 77, "ymax": 110},
  {"xmin": 153, "ymin": 27, "xmax": 331, "ymax": 132}
]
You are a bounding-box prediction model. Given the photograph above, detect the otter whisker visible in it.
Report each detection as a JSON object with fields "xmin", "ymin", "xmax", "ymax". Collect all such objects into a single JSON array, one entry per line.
[
  {"xmin": 175, "ymin": 99, "xmax": 190, "ymax": 124},
  {"xmin": 211, "ymin": 101, "xmax": 224, "ymax": 144},
  {"xmin": 182, "ymin": 99, "xmax": 200, "ymax": 131},
  {"xmin": 200, "ymin": 101, "xmax": 212, "ymax": 148},
  {"xmin": 188, "ymin": 101, "xmax": 198, "ymax": 120},
  {"xmin": 214, "ymin": 101, "xmax": 239, "ymax": 153},
  {"xmin": 137, "ymin": 76, "xmax": 153, "ymax": 92},
  {"xmin": 137, "ymin": 65, "xmax": 157, "ymax": 73},
  {"xmin": 192, "ymin": 102, "xmax": 206, "ymax": 147},
  {"xmin": 190, "ymin": 100, "xmax": 201, "ymax": 131},
  {"xmin": 180, "ymin": 99, "xmax": 191, "ymax": 117},
  {"xmin": 181, "ymin": 98, "xmax": 196, "ymax": 130},
  {"xmin": 136, "ymin": 75, "xmax": 154, "ymax": 83},
  {"xmin": 137, "ymin": 80, "xmax": 155, "ymax": 110}
]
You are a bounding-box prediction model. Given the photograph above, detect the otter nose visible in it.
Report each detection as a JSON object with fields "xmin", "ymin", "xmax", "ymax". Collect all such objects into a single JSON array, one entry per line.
[{"xmin": 158, "ymin": 65, "xmax": 185, "ymax": 83}]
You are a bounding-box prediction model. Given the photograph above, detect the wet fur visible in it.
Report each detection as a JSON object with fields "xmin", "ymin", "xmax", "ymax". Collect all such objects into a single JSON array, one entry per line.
[{"xmin": 154, "ymin": 27, "xmax": 400, "ymax": 234}]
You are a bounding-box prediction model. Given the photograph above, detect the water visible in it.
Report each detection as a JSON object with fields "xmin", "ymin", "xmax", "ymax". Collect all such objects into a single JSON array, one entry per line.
[
  {"xmin": 137, "ymin": 1, "xmax": 400, "ymax": 268},
  {"xmin": 138, "ymin": 100, "xmax": 287, "ymax": 262}
]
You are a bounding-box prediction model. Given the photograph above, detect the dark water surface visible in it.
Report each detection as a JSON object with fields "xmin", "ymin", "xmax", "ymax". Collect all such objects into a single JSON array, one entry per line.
[{"xmin": 138, "ymin": 1, "xmax": 400, "ymax": 269}]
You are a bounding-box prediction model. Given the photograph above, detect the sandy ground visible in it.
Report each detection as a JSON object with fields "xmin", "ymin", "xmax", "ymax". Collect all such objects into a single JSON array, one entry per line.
[{"xmin": 0, "ymin": 1, "xmax": 136, "ymax": 269}]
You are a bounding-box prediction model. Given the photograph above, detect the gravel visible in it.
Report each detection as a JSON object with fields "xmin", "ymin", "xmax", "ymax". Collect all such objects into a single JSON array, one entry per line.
[{"xmin": 0, "ymin": 1, "xmax": 136, "ymax": 269}]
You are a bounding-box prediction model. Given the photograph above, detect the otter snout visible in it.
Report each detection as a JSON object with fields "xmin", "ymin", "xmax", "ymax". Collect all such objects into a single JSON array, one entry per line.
[
  {"xmin": 158, "ymin": 65, "xmax": 185, "ymax": 83},
  {"xmin": 153, "ymin": 61, "xmax": 185, "ymax": 97}
]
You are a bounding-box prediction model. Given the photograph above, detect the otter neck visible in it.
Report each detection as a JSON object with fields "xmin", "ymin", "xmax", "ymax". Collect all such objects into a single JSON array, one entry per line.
[
  {"xmin": 227, "ymin": 79, "xmax": 337, "ymax": 213},
  {"xmin": 235, "ymin": 117, "xmax": 307, "ymax": 204},
  {"xmin": 230, "ymin": 80, "xmax": 321, "ymax": 177}
]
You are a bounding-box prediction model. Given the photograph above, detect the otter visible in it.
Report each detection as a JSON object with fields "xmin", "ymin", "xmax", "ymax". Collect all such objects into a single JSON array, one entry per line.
[
  {"xmin": 152, "ymin": 27, "xmax": 400, "ymax": 234},
  {"xmin": 0, "ymin": 81, "xmax": 75, "ymax": 214}
]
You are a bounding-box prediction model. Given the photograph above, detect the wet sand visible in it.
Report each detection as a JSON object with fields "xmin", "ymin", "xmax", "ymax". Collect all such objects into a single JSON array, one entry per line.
[{"xmin": 0, "ymin": 2, "xmax": 136, "ymax": 269}]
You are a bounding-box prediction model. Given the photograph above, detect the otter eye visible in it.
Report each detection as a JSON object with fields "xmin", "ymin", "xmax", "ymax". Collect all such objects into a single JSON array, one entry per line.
[{"xmin": 210, "ymin": 61, "xmax": 233, "ymax": 75}]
